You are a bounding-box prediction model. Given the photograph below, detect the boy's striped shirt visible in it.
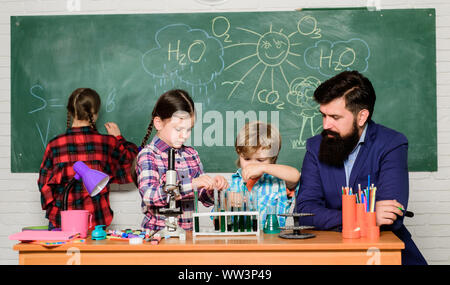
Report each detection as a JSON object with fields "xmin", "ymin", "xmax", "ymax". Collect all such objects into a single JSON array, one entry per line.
[{"xmin": 228, "ymin": 169, "xmax": 298, "ymax": 227}]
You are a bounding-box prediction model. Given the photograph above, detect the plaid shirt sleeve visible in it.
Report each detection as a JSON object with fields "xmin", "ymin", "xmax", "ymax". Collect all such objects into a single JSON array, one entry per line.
[
  {"xmin": 185, "ymin": 149, "xmax": 214, "ymax": 206},
  {"xmin": 37, "ymin": 144, "xmax": 55, "ymax": 210},
  {"xmin": 109, "ymin": 135, "xmax": 139, "ymax": 184},
  {"xmin": 137, "ymin": 149, "xmax": 169, "ymax": 207}
]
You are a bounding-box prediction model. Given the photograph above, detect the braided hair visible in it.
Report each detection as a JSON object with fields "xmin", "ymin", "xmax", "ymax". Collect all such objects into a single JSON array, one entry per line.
[
  {"xmin": 66, "ymin": 88, "xmax": 101, "ymax": 130},
  {"xmin": 139, "ymin": 89, "xmax": 195, "ymax": 148},
  {"xmin": 132, "ymin": 89, "xmax": 195, "ymax": 187}
]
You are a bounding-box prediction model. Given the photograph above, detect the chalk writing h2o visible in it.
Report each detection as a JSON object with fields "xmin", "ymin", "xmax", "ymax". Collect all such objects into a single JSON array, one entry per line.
[
  {"xmin": 168, "ymin": 40, "xmax": 207, "ymax": 65},
  {"xmin": 320, "ymin": 47, "xmax": 356, "ymax": 71}
]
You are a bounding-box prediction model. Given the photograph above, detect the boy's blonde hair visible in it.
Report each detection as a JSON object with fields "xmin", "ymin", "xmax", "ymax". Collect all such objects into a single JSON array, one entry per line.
[{"xmin": 235, "ymin": 121, "xmax": 281, "ymax": 167}]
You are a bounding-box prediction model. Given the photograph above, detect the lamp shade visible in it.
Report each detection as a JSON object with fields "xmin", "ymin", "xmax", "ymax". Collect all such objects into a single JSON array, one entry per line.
[{"xmin": 73, "ymin": 161, "xmax": 110, "ymax": 197}]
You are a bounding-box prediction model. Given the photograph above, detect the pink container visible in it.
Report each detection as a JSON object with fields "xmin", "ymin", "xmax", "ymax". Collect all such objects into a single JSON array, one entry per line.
[{"xmin": 61, "ymin": 210, "xmax": 92, "ymax": 238}]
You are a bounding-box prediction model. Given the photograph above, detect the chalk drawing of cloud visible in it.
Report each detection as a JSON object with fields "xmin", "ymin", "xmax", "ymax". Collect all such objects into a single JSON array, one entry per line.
[
  {"xmin": 142, "ymin": 24, "xmax": 224, "ymax": 86},
  {"xmin": 304, "ymin": 38, "xmax": 370, "ymax": 77}
]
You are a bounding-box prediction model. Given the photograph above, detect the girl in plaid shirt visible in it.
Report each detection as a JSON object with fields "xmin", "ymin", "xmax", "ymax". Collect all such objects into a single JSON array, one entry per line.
[
  {"xmin": 134, "ymin": 89, "xmax": 229, "ymax": 231},
  {"xmin": 38, "ymin": 88, "xmax": 138, "ymax": 230},
  {"xmin": 228, "ymin": 121, "xmax": 301, "ymax": 228}
]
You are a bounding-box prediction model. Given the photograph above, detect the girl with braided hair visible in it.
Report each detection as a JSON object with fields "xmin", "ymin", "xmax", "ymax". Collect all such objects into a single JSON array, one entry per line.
[
  {"xmin": 135, "ymin": 89, "xmax": 229, "ymax": 231},
  {"xmin": 38, "ymin": 88, "xmax": 138, "ymax": 230}
]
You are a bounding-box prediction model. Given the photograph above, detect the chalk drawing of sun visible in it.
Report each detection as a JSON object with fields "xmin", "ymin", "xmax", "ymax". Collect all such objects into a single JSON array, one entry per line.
[{"xmin": 223, "ymin": 24, "xmax": 302, "ymax": 104}]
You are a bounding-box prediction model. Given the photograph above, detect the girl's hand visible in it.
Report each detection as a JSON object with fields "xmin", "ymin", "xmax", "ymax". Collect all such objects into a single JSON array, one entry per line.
[
  {"xmin": 375, "ymin": 200, "xmax": 404, "ymax": 226},
  {"xmin": 241, "ymin": 163, "xmax": 266, "ymax": 181},
  {"xmin": 192, "ymin": 175, "xmax": 215, "ymax": 191},
  {"xmin": 213, "ymin": 175, "xmax": 229, "ymax": 190},
  {"xmin": 105, "ymin": 122, "xmax": 121, "ymax": 137}
]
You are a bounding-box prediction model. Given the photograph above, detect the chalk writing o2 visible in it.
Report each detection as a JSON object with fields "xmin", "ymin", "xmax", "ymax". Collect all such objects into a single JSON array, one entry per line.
[{"xmin": 212, "ymin": 16, "xmax": 232, "ymax": 43}]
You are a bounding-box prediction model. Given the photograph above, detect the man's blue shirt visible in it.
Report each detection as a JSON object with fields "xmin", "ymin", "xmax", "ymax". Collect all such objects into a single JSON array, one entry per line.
[{"xmin": 344, "ymin": 124, "xmax": 367, "ymax": 187}]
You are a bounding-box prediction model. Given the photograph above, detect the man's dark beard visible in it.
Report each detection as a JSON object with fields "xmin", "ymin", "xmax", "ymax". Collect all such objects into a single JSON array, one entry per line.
[{"xmin": 318, "ymin": 122, "xmax": 360, "ymax": 167}]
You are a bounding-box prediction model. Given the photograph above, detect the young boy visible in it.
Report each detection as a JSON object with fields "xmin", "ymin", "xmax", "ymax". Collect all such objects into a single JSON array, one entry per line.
[{"xmin": 228, "ymin": 121, "xmax": 300, "ymax": 228}]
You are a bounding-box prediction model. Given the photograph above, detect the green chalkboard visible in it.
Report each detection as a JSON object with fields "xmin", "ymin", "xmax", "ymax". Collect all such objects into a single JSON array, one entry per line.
[{"xmin": 11, "ymin": 9, "xmax": 437, "ymax": 173}]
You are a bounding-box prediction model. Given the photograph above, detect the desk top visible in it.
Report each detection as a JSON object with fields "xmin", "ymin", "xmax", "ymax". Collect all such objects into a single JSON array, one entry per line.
[{"xmin": 13, "ymin": 230, "xmax": 404, "ymax": 252}]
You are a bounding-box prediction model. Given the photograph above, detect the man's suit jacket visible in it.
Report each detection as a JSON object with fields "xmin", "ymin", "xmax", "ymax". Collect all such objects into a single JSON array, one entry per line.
[{"xmin": 296, "ymin": 120, "xmax": 427, "ymax": 265}]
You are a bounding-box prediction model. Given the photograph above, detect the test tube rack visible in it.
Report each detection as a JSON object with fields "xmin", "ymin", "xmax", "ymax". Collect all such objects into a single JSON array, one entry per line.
[{"xmin": 192, "ymin": 211, "xmax": 260, "ymax": 237}]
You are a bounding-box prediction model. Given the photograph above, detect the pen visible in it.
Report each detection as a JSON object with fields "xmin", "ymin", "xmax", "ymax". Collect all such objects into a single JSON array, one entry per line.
[{"xmin": 397, "ymin": 207, "xmax": 414, "ymax": 218}]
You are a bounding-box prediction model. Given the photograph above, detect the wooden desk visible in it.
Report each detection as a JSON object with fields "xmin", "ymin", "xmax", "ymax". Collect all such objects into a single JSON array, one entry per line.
[{"xmin": 13, "ymin": 230, "xmax": 404, "ymax": 265}]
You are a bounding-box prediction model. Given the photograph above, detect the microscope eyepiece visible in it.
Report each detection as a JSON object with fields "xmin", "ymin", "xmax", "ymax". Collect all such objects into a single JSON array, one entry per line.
[{"xmin": 168, "ymin": 148, "xmax": 175, "ymax": 170}]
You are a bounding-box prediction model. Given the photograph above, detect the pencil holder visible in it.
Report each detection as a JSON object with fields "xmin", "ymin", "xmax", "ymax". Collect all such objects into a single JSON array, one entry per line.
[
  {"xmin": 367, "ymin": 225, "xmax": 380, "ymax": 241},
  {"xmin": 342, "ymin": 194, "xmax": 360, "ymax": 239},
  {"xmin": 365, "ymin": 212, "xmax": 379, "ymax": 241},
  {"xmin": 366, "ymin": 212, "xmax": 377, "ymax": 227},
  {"xmin": 356, "ymin": 203, "xmax": 367, "ymax": 237}
]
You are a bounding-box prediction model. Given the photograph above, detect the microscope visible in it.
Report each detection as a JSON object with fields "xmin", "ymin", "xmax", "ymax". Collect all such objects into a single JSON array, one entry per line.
[{"xmin": 156, "ymin": 148, "xmax": 186, "ymax": 240}]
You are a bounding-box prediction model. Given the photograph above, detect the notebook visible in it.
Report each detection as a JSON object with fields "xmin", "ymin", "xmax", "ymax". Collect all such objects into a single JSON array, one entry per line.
[{"xmin": 9, "ymin": 230, "xmax": 79, "ymax": 242}]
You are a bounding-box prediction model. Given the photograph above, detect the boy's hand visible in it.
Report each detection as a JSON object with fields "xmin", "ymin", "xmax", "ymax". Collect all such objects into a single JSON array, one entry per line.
[
  {"xmin": 192, "ymin": 175, "xmax": 215, "ymax": 191},
  {"xmin": 213, "ymin": 175, "xmax": 229, "ymax": 190},
  {"xmin": 286, "ymin": 188, "xmax": 296, "ymax": 198},
  {"xmin": 105, "ymin": 122, "xmax": 121, "ymax": 137},
  {"xmin": 241, "ymin": 164, "xmax": 266, "ymax": 181}
]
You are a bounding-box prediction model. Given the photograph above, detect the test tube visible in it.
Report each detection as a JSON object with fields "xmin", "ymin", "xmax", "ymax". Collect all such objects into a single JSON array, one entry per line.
[
  {"xmin": 233, "ymin": 192, "xmax": 241, "ymax": 232},
  {"xmin": 251, "ymin": 190, "xmax": 258, "ymax": 232},
  {"xmin": 214, "ymin": 189, "xmax": 219, "ymax": 231},
  {"xmin": 220, "ymin": 190, "xmax": 225, "ymax": 232},
  {"xmin": 239, "ymin": 191, "xmax": 245, "ymax": 232},
  {"xmin": 194, "ymin": 187, "xmax": 199, "ymax": 233},
  {"xmin": 226, "ymin": 190, "xmax": 232, "ymax": 232},
  {"xmin": 245, "ymin": 191, "xmax": 252, "ymax": 232}
]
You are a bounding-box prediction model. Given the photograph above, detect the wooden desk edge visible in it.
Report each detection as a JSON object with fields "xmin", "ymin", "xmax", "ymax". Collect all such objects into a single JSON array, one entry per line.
[{"xmin": 13, "ymin": 230, "xmax": 404, "ymax": 252}]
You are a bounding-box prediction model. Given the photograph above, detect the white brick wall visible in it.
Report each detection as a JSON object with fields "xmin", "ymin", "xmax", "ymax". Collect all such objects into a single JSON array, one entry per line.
[{"xmin": 1, "ymin": 0, "xmax": 449, "ymax": 265}]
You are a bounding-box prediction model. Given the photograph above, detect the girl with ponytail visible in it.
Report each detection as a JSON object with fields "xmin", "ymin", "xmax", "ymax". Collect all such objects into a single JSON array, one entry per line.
[
  {"xmin": 135, "ymin": 89, "xmax": 229, "ymax": 231},
  {"xmin": 38, "ymin": 88, "xmax": 138, "ymax": 230}
]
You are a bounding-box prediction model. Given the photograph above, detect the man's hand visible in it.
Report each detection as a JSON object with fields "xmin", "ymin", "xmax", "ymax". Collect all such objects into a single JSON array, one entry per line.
[{"xmin": 375, "ymin": 200, "xmax": 404, "ymax": 226}]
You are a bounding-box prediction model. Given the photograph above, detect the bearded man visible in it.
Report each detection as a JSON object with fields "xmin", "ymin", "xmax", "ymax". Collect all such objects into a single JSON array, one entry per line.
[{"xmin": 296, "ymin": 70, "xmax": 427, "ymax": 265}]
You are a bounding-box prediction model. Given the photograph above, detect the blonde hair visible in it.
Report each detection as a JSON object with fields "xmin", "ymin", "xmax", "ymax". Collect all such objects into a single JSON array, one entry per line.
[{"xmin": 235, "ymin": 121, "xmax": 281, "ymax": 167}]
